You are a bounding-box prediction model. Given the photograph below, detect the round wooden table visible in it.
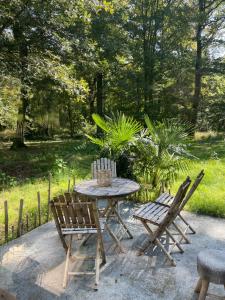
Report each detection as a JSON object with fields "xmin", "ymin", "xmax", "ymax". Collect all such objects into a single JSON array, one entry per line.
[
  {"xmin": 75, "ymin": 177, "xmax": 140, "ymax": 199},
  {"xmin": 75, "ymin": 178, "xmax": 140, "ymax": 243}
]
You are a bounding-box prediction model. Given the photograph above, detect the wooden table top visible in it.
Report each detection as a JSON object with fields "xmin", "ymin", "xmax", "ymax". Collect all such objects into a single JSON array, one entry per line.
[{"xmin": 74, "ymin": 178, "xmax": 140, "ymax": 198}]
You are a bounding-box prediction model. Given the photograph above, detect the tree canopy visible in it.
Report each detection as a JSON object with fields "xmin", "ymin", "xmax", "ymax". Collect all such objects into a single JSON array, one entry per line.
[{"xmin": 0, "ymin": 0, "xmax": 224, "ymax": 143}]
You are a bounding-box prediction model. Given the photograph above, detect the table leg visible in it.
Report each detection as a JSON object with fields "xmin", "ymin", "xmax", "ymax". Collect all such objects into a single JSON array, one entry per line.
[
  {"xmin": 105, "ymin": 198, "xmax": 133, "ymax": 240},
  {"xmin": 113, "ymin": 207, "xmax": 133, "ymax": 239}
]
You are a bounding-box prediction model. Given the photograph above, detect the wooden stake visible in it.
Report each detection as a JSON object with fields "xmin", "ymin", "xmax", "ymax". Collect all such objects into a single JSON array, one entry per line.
[
  {"xmin": 26, "ymin": 214, "xmax": 29, "ymax": 232},
  {"xmin": 11, "ymin": 225, "xmax": 14, "ymax": 239},
  {"xmin": 34, "ymin": 213, "xmax": 37, "ymax": 228},
  {"xmin": 4, "ymin": 201, "xmax": 8, "ymax": 242},
  {"xmin": 17, "ymin": 199, "xmax": 24, "ymax": 237},
  {"xmin": 47, "ymin": 173, "xmax": 51, "ymax": 222},
  {"xmin": 20, "ymin": 222, "xmax": 23, "ymax": 236},
  {"xmin": 37, "ymin": 191, "xmax": 41, "ymax": 226},
  {"xmin": 73, "ymin": 175, "xmax": 75, "ymax": 188},
  {"xmin": 67, "ymin": 178, "xmax": 71, "ymax": 192}
]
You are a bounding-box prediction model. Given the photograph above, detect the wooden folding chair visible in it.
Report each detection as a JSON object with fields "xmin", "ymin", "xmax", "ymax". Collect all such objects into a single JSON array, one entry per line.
[
  {"xmin": 156, "ymin": 170, "xmax": 205, "ymax": 237},
  {"xmin": 91, "ymin": 158, "xmax": 117, "ymax": 179},
  {"xmin": 50, "ymin": 192, "xmax": 107, "ymax": 289},
  {"xmin": 133, "ymin": 177, "xmax": 191, "ymax": 266}
]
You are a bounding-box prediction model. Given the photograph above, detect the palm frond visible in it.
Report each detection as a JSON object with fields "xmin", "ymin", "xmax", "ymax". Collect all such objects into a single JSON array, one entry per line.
[
  {"xmin": 92, "ymin": 113, "xmax": 110, "ymax": 133},
  {"xmin": 85, "ymin": 134, "xmax": 105, "ymax": 147}
]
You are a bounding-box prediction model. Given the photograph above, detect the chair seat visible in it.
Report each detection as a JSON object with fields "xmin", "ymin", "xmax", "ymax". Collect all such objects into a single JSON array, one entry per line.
[
  {"xmin": 62, "ymin": 218, "xmax": 106, "ymax": 235},
  {"xmin": 133, "ymin": 202, "xmax": 169, "ymax": 225},
  {"xmin": 155, "ymin": 192, "xmax": 174, "ymax": 206},
  {"xmin": 197, "ymin": 249, "xmax": 225, "ymax": 284}
]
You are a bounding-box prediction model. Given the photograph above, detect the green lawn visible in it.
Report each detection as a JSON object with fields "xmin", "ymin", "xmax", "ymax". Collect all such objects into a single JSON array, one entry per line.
[
  {"xmin": 172, "ymin": 135, "xmax": 225, "ymax": 218},
  {"xmin": 0, "ymin": 139, "xmax": 97, "ymax": 242},
  {"xmin": 0, "ymin": 135, "xmax": 225, "ymax": 244}
]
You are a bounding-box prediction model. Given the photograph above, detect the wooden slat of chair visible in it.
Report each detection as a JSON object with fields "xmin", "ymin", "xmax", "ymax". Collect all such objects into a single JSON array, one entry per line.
[
  {"xmin": 59, "ymin": 195, "xmax": 71, "ymax": 227},
  {"xmin": 156, "ymin": 170, "xmax": 205, "ymax": 236},
  {"xmin": 50, "ymin": 200, "xmax": 68, "ymax": 251},
  {"xmin": 179, "ymin": 170, "xmax": 205, "ymax": 212},
  {"xmin": 91, "ymin": 158, "xmax": 117, "ymax": 179},
  {"xmin": 53, "ymin": 196, "xmax": 64, "ymax": 225},
  {"xmin": 133, "ymin": 177, "xmax": 191, "ymax": 266},
  {"xmin": 64, "ymin": 193, "xmax": 77, "ymax": 225},
  {"xmin": 156, "ymin": 193, "xmax": 174, "ymax": 205},
  {"xmin": 97, "ymin": 159, "xmax": 101, "ymax": 173},
  {"xmin": 73, "ymin": 202, "xmax": 84, "ymax": 227},
  {"xmin": 64, "ymin": 192, "xmax": 72, "ymax": 204}
]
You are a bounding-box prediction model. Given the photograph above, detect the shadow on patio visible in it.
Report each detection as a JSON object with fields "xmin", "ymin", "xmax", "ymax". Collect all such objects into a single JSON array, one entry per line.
[{"xmin": 0, "ymin": 202, "xmax": 225, "ymax": 300}]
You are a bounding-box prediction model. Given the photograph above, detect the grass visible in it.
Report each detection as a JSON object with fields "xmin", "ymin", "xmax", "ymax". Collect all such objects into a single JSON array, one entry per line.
[
  {"xmin": 172, "ymin": 134, "xmax": 225, "ymax": 218},
  {"xmin": 0, "ymin": 134, "xmax": 225, "ymax": 243},
  {"xmin": 0, "ymin": 139, "xmax": 97, "ymax": 242}
]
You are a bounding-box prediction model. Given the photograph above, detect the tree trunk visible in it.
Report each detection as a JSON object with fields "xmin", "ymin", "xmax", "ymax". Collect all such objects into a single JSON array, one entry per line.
[
  {"xmin": 88, "ymin": 78, "xmax": 96, "ymax": 123},
  {"xmin": 96, "ymin": 72, "xmax": 104, "ymax": 135},
  {"xmin": 191, "ymin": 0, "xmax": 205, "ymax": 128},
  {"xmin": 11, "ymin": 28, "xmax": 29, "ymax": 149},
  {"xmin": 12, "ymin": 46, "xmax": 29, "ymax": 148},
  {"xmin": 67, "ymin": 100, "xmax": 74, "ymax": 138}
]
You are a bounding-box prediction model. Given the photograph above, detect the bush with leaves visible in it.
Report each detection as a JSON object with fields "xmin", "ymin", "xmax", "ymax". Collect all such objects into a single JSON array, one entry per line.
[
  {"xmin": 86, "ymin": 113, "xmax": 192, "ymax": 190},
  {"xmin": 86, "ymin": 113, "xmax": 143, "ymax": 177},
  {"xmin": 133, "ymin": 116, "xmax": 192, "ymax": 193}
]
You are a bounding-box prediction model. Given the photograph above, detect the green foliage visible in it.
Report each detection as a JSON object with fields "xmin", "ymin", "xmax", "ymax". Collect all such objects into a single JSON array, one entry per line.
[
  {"xmin": 0, "ymin": 77, "xmax": 19, "ymax": 129},
  {"xmin": 86, "ymin": 113, "xmax": 143, "ymax": 157},
  {"xmin": 52, "ymin": 157, "xmax": 67, "ymax": 174},
  {"xmin": 133, "ymin": 116, "xmax": 192, "ymax": 192},
  {"xmin": 86, "ymin": 113, "xmax": 143, "ymax": 177},
  {"xmin": 0, "ymin": 171, "xmax": 17, "ymax": 190}
]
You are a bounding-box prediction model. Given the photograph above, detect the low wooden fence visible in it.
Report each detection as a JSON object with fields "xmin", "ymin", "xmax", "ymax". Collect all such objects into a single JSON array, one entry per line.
[
  {"xmin": 1, "ymin": 176, "xmax": 163, "ymax": 245},
  {"xmin": 1, "ymin": 174, "xmax": 75, "ymax": 245}
]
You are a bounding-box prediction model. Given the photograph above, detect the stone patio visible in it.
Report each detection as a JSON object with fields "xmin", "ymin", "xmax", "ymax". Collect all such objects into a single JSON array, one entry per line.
[{"xmin": 0, "ymin": 202, "xmax": 225, "ymax": 300}]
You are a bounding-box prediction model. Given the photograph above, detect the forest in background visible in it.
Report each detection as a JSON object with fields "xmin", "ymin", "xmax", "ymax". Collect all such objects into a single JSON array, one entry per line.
[{"xmin": 0, "ymin": 0, "xmax": 225, "ymax": 146}]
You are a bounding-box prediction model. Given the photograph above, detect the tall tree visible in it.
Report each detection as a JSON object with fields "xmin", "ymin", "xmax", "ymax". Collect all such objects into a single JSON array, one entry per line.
[{"xmin": 191, "ymin": 0, "xmax": 225, "ymax": 127}]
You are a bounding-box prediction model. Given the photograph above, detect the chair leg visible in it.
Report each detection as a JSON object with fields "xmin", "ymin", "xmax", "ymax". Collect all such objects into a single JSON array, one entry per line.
[
  {"xmin": 178, "ymin": 213, "xmax": 196, "ymax": 234},
  {"xmin": 63, "ymin": 235, "xmax": 72, "ymax": 288},
  {"xmin": 172, "ymin": 221, "xmax": 191, "ymax": 244},
  {"xmin": 198, "ymin": 279, "xmax": 209, "ymax": 300},
  {"xmin": 81, "ymin": 234, "xmax": 92, "ymax": 246},
  {"xmin": 94, "ymin": 236, "xmax": 101, "ymax": 289},
  {"xmin": 98, "ymin": 231, "xmax": 106, "ymax": 265},
  {"xmin": 113, "ymin": 207, "xmax": 133, "ymax": 239},
  {"xmin": 141, "ymin": 221, "xmax": 176, "ymax": 266},
  {"xmin": 105, "ymin": 223, "xmax": 125, "ymax": 253},
  {"xmin": 195, "ymin": 278, "xmax": 202, "ymax": 293},
  {"xmin": 165, "ymin": 228, "xmax": 184, "ymax": 253}
]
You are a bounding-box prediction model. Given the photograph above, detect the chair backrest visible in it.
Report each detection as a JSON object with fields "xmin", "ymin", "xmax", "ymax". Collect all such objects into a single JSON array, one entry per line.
[
  {"xmin": 180, "ymin": 169, "xmax": 205, "ymax": 211},
  {"xmin": 50, "ymin": 192, "xmax": 99, "ymax": 230},
  {"xmin": 91, "ymin": 157, "xmax": 117, "ymax": 179},
  {"xmin": 155, "ymin": 177, "xmax": 191, "ymax": 238}
]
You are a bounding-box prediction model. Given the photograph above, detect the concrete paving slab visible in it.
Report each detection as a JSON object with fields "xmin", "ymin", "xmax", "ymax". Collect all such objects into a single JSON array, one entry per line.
[{"xmin": 0, "ymin": 202, "xmax": 225, "ymax": 300}]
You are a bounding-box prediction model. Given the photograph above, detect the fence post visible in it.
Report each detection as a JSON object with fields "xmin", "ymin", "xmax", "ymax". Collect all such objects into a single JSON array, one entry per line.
[
  {"xmin": 11, "ymin": 225, "xmax": 14, "ymax": 239},
  {"xmin": 73, "ymin": 175, "xmax": 76, "ymax": 188},
  {"xmin": 67, "ymin": 178, "xmax": 71, "ymax": 192},
  {"xmin": 33, "ymin": 213, "xmax": 37, "ymax": 228},
  {"xmin": 17, "ymin": 199, "xmax": 24, "ymax": 237},
  {"xmin": 47, "ymin": 173, "xmax": 51, "ymax": 222},
  {"xmin": 26, "ymin": 214, "xmax": 29, "ymax": 232},
  {"xmin": 4, "ymin": 201, "xmax": 8, "ymax": 242},
  {"xmin": 37, "ymin": 191, "xmax": 41, "ymax": 226}
]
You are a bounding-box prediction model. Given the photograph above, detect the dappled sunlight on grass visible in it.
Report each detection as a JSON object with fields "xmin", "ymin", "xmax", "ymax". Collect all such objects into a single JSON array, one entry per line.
[
  {"xmin": 0, "ymin": 136, "xmax": 225, "ymax": 236},
  {"xmin": 172, "ymin": 158, "xmax": 225, "ymax": 217},
  {"xmin": 0, "ymin": 140, "xmax": 97, "ymax": 231}
]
